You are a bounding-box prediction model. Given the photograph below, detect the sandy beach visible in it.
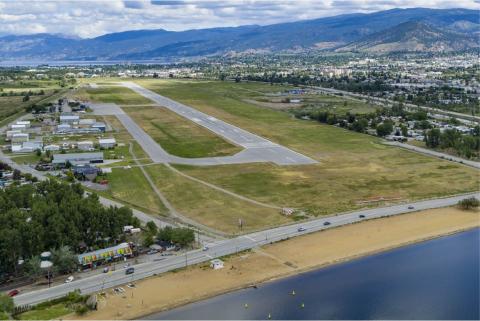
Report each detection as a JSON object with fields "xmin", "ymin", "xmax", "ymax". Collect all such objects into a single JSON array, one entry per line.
[{"xmin": 73, "ymin": 207, "xmax": 479, "ymax": 320}]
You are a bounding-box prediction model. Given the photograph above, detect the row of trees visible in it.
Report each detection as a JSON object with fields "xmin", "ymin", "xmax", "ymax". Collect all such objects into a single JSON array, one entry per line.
[
  {"xmin": 0, "ymin": 180, "xmax": 139, "ymax": 279},
  {"xmin": 0, "ymin": 89, "xmax": 45, "ymax": 97},
  {"xmin": 139, "ymin": 222, "xmax": 195, "ymax": 249},
  {"xmin": 244, "ymin": 73, "xmax": 392, "ymax": 94},
  {"xmin": 425, "ymin": 128, "xmax": 480, "ymax": 159}
]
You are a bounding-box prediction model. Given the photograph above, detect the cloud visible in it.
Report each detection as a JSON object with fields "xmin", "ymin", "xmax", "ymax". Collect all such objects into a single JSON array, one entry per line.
[{"xmin": 0, "ymin": 0, "xmax": 478, "ymax": 38}]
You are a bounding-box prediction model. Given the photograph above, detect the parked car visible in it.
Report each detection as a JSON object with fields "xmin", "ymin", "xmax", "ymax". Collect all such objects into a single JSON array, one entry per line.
[
  {"xmin": 408, "ymin": 205, "xmax": 415, "ymax": 210},
  {"xmin": 103, "ymin": 267, "xmax": 110, "ymax": 273},
  {"xmin": 323, "ymin": 221, "xmax": 331, "ymax": 226},
  {"xmin": 359, "ymin": 214, "xmax": 366, "ymax": 218},
  {"xmin": 125, "ymin": 267, "xmax": 135, "ymax": 275},
  {"xmin": 297, "ymin": 227, "xmax": 306, "ymax": 232},
  {"xmin": 65, "ymin": 276, "xmax": 74, "ymax": 283},
  {"xmin": 147, "ymin": 249, "xmax": 158, "ymax": 255},
  {"xmin": 202, "ymin": 246, "xmax": 209, "ymax": 251},
  {"xmin": 7, "ymin": 289, "xmax": 19, "ymax": 297}
]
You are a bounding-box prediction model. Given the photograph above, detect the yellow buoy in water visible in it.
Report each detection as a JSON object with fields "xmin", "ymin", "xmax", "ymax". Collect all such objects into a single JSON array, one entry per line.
[{"xmin": 300, "ymin": 303, "xmax": 305, "ymax": 308}]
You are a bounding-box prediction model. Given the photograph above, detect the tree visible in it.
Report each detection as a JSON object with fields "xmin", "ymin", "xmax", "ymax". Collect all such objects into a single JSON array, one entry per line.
[
  {"xmin": 25, "ymin": 256, "xmax": 42, "ymax": 280},
  {"xmin": 12, "ymin": 169, "xmax": 21, "ymax": 181},
  {"xmin": 0, "ymin": 294, "xmax": 14, "ymax": 315},
  {"xmin": 400, "ymin": 124, "xmax": 408, "ymax": 137},
  {"xmin": 145, "ymin": 221, "xmax": 158, "ymax": 235},
  {"xmin": 142, "ymin": 234, "xmax": 154, "ymax": 247},
  {"xmin": 351, "ymin": 119, "xmax": 368, "ymax": 133},
  {"xmin": 376, "ymin": 123, "xmax": 391, "ymax": 137},
  {"xmin": 425, "ymin": 129, "xmax": 441, "ymax": 148},
  {"xmin": 157, "ymin": 226, "xmax": 174, "ymax": 242},
  {"xmin": 157, "ymin": 226, "xmax": 194, "ymax": 247},
  {"xmin": 171, "ymin": 228, "xmax": 195, "ymax": 247},
  {"xmin": 51, "ymin": 245, "xmax": 77, "ymax": 274}
]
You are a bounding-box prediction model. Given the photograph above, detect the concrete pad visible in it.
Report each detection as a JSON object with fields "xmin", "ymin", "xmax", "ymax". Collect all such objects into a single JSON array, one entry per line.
[{"xmin": 90, "ymin": 103, "xmax": 125, "ymax": 116}]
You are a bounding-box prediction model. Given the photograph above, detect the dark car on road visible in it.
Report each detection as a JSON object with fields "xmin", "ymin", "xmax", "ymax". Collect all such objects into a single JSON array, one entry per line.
[
  {"xmin": 323, "ymin": 221, "xmax": 331, "ymax": 226},
  {"xmin": 125, "ymin": 267, "xmax": 135, "ymax": 275},
  {"xmin": 359, "ymin": 214, "xmax": 366, "ymax": 218},
  {"xmin": 7, "ymin": 289, "xmax": 19, "ymax": 297}
]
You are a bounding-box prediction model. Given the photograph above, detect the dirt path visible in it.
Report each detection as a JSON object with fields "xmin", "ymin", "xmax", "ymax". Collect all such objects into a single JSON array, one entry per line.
[{"xmin": 166, "ymin": 163, "xmax": 281, "ymax": 210}]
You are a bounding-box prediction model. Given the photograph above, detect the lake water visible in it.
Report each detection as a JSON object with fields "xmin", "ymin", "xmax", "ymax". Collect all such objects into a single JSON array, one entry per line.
[{"xmin": 147, "ymin": 228, "xmax": 480, "ymax": 320}]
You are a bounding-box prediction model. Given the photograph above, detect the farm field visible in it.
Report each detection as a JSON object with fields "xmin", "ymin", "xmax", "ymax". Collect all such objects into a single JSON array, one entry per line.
[
  {"xmin": 123, "ymin": 106, "xmax": 241, "ymax": 158},
  {"xmin": 130, "ymin": 79, "xmax": 478, "ymax": 217}
]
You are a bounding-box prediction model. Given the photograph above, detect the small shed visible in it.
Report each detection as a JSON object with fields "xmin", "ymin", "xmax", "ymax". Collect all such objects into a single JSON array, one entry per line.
[{"xmin": 210, "ymin": 259, "xmax": 224, "ymax": 270}]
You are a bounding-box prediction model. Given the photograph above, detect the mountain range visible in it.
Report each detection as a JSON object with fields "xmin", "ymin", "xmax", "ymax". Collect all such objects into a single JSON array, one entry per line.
[{"xmin": 0, "ymin": 8, "xmax": 478, "ymax": 61}]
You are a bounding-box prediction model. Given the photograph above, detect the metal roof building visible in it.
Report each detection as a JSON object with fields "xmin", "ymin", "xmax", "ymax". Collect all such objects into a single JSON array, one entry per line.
[{"xmin": 52, "ymin": 152, "xmax": 104, "ymax": 165}]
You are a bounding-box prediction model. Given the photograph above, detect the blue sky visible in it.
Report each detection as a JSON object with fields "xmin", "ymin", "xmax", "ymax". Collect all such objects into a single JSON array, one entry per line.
[{"xmin": 0, "ymin": 0, "xmax": 478, "ymax": 38}]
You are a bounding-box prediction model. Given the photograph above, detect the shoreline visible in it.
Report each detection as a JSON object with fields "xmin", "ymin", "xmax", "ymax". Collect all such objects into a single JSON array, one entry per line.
[
  {"xmin": 74, "ymin": 207, "xmax": 480, "ymax": 320},
  {"xmin": 141, "ymin": 225, "xmax": 479, "ymax": 319}
]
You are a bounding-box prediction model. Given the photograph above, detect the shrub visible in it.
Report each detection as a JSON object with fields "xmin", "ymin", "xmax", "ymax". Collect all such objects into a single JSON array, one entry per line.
[
  {"xmin": 74, "ymin": 304, "xmax": 89, "ymax": 315},
  {"xmin": 458, "ymin": 197, "xmax": 480, "ymax": 210}
]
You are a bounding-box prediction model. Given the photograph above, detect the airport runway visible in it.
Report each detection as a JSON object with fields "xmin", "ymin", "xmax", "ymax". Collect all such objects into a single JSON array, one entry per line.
[
  {"xmin": 90, "ymin": 101, "xmax": 317, "ymax": 166},
  {"xmin": 114, "ymin": 82, "xmax": 317, "ymax": 166}
]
